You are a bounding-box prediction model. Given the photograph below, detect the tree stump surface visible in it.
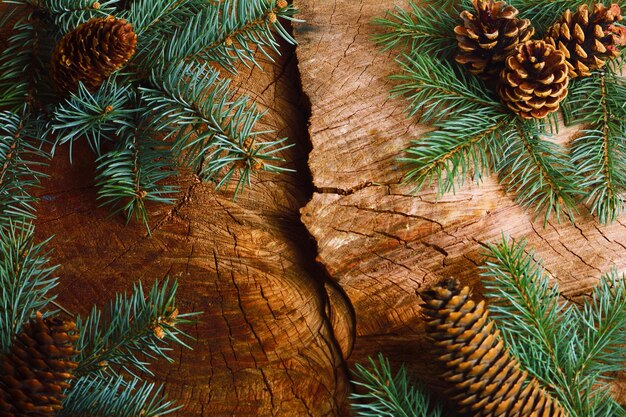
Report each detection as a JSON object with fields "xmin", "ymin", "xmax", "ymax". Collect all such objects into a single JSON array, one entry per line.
[
  {"xmin": 3, "ymin": 0, "xmax": 625, "ymax": 415},
  {"xmin": 294, "ymin": 0, "xmax": 626, "ymax": 405}
]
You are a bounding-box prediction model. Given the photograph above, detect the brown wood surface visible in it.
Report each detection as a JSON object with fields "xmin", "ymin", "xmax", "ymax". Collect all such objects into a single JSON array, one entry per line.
[
  {"xmin": 3, "ymin": 0, "xmax": 626, "ymax": 415},
  {"xmin": 294, "ymin": 0, "xmax": 626, "ymax": 406}
]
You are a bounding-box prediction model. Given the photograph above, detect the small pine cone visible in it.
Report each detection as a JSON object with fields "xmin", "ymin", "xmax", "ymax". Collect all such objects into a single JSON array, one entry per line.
[
  {"xmin": 0, "ymin": 314, "xmax": 79, "ymax": 417},
  {"xmin": 455, "ymin": 0, "xmax": 534, "ymax": 78},
  {"xmin": 419, "ymin": 278, "xmax": 569, "ymax": 417},
  {"xmin": 545, "ymin": 3, "xmax": 626, "ymax": 78},
  {"xmin": 50, "ymin": 16, "xmax": 137, "ymax": 93},
  {"xmin": 497, "ymin": 40, "xmax": 569, "ymax": 119}
]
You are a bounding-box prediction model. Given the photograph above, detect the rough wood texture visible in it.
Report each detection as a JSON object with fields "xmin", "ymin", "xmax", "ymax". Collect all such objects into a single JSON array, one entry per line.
[
  {"xmin": 295, "ymin": 0, "xmax": 626, "ymax": 404},
  {"xmin": 31, "ymin": 36, "xmax": 352, "ymax": 416}
]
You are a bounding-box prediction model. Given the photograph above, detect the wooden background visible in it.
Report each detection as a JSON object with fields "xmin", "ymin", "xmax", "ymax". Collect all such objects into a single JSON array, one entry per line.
[{"xmin": 19, "ymin": 0, "xmax": 626, "ymax": 415}]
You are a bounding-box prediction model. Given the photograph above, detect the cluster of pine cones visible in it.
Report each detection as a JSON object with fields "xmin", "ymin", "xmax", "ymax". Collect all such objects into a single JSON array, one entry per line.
[{"xmin": 455, "ymin": 0, "xmax": 626, "ymax": 119}]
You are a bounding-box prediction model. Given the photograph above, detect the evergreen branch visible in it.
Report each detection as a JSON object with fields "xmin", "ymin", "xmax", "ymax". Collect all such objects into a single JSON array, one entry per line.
[
  {"xmin": 350, "ymin": 353, "xmax": 442, "ymax": 417},
  {"xmin": 49, "ymin": 79, "xmax": 137, "ymax": 157},
  {"xmin": 498, "ymin": 120, "xmax": 581, "ymax": 223},
  {"xmin": 0, "ymin": 221, "xmax": 58, "ymax": 353},
  {"xmin": 0, "ymin": 10, "xmax": 53, "ymax": 111},
  {"xmin": 481, "ymin": 237, "xmax": 573, "ymax": 391},
  {"xmin": 74, "ymin": 279, "xmax": 197, "ymax": 378},
  {"xmin": 94, "ymin": 124, "xmax": 178, "ymax": 230},
  {"xmin": 401, "ymin": 113, "xmax": 507, "ymax": 194},
  {"xmin": 391, "ymin": 53, "xmax": 504, "ymax": 124},
  {"xmin": 141, "ymin": 63, "xmax": 292, "ymax": 195},
  {"xmin": 0, "ymin": 111, "xmax": 48, "ymax": 225},
  {"xmin": 573, "ymin": 270, "xmax": 626, "ymax": 384},
  {"xmin": 41, "ymin": 0, "xmax": 121, "ymax": 34},
  {"xmin": 372, "ymin": 1, "xmax": 460, "ymax": 58},
  {"xmin": 60, "ymin": 374, "xmax": 177, "ymax": 417},
  {"xmin": 159, "ymin": 0, "xmax": 298, "ymax": 73},
  {"xmin": 567, "ymin": 73, "xmax": 626, "ymax": 224}
]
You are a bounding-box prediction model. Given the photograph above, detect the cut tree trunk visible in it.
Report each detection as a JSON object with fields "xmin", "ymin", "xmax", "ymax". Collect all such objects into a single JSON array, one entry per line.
[
  {"xmin": 294, "ymin": 0, "xmax": 626, "ymax": 406},
  {"xmin": 6, "ymin": 0, "xmax": 625, "ymax": 415}
]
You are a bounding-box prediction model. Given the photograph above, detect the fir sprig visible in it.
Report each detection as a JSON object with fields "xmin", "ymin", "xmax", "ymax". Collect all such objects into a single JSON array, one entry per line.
[
  {"xmin": 498, "ymin": 120, "xmax": 581, "ymax": 223},
  {"xmin": 0, "ymin": 111, "xmax": 48, "ymax": 225},
  {"xmin": 142, "ymin": 63, "xmax": 293, "ymax": 194},
  {"xmin": 60, "ymin": 374, "xmax": 177, "ymax": 417},
  {"xmin": 73, "ymin": 278, "xmax": 197, "ymax": 378},
  {"xmin": 0, "ymin": 221, "xmax": 57, "ymax": 353},
  {"xmin": 350, "ymin": 354, "xmax": 442, "ymax": 417},
  {"xmin": 564, "ymin": 68, "xmax": 626, "ymax": 224},
  {"xmin": 94, "ymin": 120, "xmax": 178, "ymax": 228},
  {"xmin": 372, "ymin": 2, "xmax": 461, "ymax": 58},
  {"xmin": 482, "ymin": 237, "xmax": 626, "ymax": 417}
]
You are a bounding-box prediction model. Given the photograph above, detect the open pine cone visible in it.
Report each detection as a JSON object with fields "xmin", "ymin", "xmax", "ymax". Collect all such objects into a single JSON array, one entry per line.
[
  {"xmin": 545, "ymin": 3, "xmax": 626, "ymax": 78},
  {"xmin": 0, "ymin": 314, "xmax": 79, "ymax": 417},
  {"xmin": 51, "ymin": 16, "xmax": 137, "ymax": 93},
  {"xmin": 497, "ymin": 40, "xmax": 569, "ymax": 119},
  {"xmin": 455, "ymin": 0, "xmax": 534, "ymax": 78},
  {"xmin": 419, "ymin": 278, "xmax": 569, "ymax": 417}
]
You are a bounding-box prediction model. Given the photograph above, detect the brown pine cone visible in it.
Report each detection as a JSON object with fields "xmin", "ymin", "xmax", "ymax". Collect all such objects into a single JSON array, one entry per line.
[
  {"xmin": 545, "ymin": 3, "xmax": 626, "ymax": 78},
  {"xmin": 0, "ymin": 314, "xmax": 79, "ymax": 417},
  {"xmin": 497, "ymin": 40, "xmax": 569, "ymax": 119},
  {"xmin": 455, "ymin": 0, "xmax": 534, "ymax": 78},
  {"xmin": 50, "ymin": 16, "xmax": 137, "ymax": 93},
  {"xmin": 419, "ymin": 278, "xmax": 569, "ymax": 417}
]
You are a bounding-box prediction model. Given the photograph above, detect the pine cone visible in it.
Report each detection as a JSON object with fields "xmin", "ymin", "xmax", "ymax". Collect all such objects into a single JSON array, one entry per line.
[
  {"xmin": 455, "ymin": 0, "xmax": 534, "ymax": 78},
  {"xmin": 497, "ymin": 40, "xmax": 569, "ymax": 119},
  {"xmin": 418, "ymin": 278, "xmax": 569, "ymax": 417},
  {"xmin": 545, "ymin": 3, "xmax": 626, "ymax": 78},
  {"xmin": 0, "ymin": 314, "xmax": 79, "ymax": 417},
  {"xmin": 50, "ymin": 16, "xmax": 137, "ymax": 93}
]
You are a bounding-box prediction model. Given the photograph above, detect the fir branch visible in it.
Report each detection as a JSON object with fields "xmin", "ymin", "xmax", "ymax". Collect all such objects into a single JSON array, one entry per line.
[
  {"xmin": 50, "ymin": 79, "xmax": 137, "ymax": 157},
  {"xmin": 481, "ymin": 237, "xmax": 574, "ymax": 390},
  {"xmin": 0, "ymin": 221, "xmax": 58, "ymax": 353},
  {"xmin": 41, "ymin": 0, "xmax": 121, "ymax": 34},
  {"xmin": 351, "ymin": 353, "xmax": 442, "ymax": 417},
  {"xmin": 159, "ymin": 0, "xmax": 298, "ymax": 73},
  {"xmin": 497, "ymin": 119, "xmax": 581, "ymax": 223},
  {"xmin": 566, "ymin": 73, "xmax": 626, "ymax": 224},
  {"xmin": 73, "ymin": 279, "xmax": 197, "ymax": 378},
  {"xmin": 401, "ymin": 113, "xmax": 507, "ymax": 194},
  {"xmin": 141, "ymin": 63, "xmax": 292, "ymax": 195},
  {"xmin": 0, "ymin": 111, "xmax": 48, "ymax": 225},
  {"xmin": 391, "ymin": 53, "xmax": 505, "ymax": 124},
  {"xmin": 0, "ymin": 10, "xmax": 53, "ymax": 112},
  {"xmin": 372, "ymin": 1, "xmax": 460, "ymax": 58},
  {"xmin": 573, "ymin": 270, "xmax": 626, "ymax": 385},
  {"xmin": 94, "ymin": 125, "xmax": 178, "ymax": 230},
  {"xmin": 60, "ymin": 375, "xmax": 177, "ymax": 417}
]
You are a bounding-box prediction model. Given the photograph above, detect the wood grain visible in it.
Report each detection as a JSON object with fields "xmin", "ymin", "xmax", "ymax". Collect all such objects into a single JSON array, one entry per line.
[{"xmin": 294, "ymin": 0, "xmax": 626, "ymax": 403}]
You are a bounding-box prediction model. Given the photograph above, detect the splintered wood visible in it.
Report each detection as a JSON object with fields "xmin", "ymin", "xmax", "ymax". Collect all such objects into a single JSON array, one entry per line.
[{"xmin": 295, "ymin": 0, "xmax": 626, "ymax": 403}]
